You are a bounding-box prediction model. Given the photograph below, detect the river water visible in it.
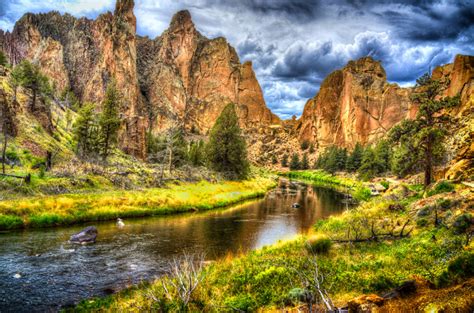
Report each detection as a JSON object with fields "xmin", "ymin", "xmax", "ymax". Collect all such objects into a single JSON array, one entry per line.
[{"xmin": 0, "ymin": 179, "xmax": 351, "ymax": 312}]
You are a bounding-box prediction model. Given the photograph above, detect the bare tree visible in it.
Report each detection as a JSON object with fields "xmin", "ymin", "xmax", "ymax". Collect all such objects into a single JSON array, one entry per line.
[
  {"xmin": 158, "ymin": 252, "xmax": 206, "ymax": 309},
  {"xmin": 287, "ymin": 254, "xmax": 335, "ymax": 312}
]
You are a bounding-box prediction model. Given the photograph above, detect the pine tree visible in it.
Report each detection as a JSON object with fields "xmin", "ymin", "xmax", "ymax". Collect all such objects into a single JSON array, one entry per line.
[
  {"xmin": 271, "ymin": 154, "xmax": 278, "ymax": 165},
  {"xmin": 358, "ymin": 146, "xmax": 377, "ymax": 180},
  {"xmin": 374, "ymin": 139, "xmax": 391, "ymax": 174},
  {"xmin": 73, "ymin": 103, "xmax": 99, "ymax": 158},
  {"xmin": 335, "ymin": 148, "xmax": 348, "ymax": 171},
  {"xmin": 206, "ymin": 103, "xmax": 249, "ymax": 179},
  {"xmin": 290, "ymin": 153, "xmax": 300, "ymax": 170},
  {"xmin": 301, "ymin": 153, "xmax": 309, "ymax": 170},
  {"xmin": 389, "ymin": 72, "xmax": 459, "ymax": 187},
  {"xmin": 99, "ymin": 80, "xmax": 121, "ymax": 161},
  {"xmin": 0, "ymin": 51, "xmax": 8, "ymax": 67},
  {"xmin": 11, "ymin": 60, "xmax": 51, "ymax": 110},
  {"xmin": 346, "ymin": 143, "xmax": 363, "ymax": 172},
  {"xmin": 188, "ymin": 140, "xmax": 206, "ymax": 166},
  {"xmin": 281, "ymin": 154, "xmax": 289, "ymax": 167}
]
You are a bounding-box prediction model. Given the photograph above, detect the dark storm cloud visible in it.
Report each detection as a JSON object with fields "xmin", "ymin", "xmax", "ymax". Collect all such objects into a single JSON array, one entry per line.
[
  {"xmin": 380, "ymin": 2, "xmax": 474, "ymax": 42},
  {"xmin": 1, "ymin": 0, "xmax": 473, "ymax": 119}
]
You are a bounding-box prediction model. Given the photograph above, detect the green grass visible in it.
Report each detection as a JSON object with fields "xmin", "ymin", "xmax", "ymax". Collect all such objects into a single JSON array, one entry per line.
[
  {"xmin": 76, "ymin": 180, "xmax": 472, "ymax": 312},
  {"xmin": 282, "ymin": 170, "xmax": 371, "ymax": 201},
  {"xmin": 0, "ymin": 176, "xmax": 277, "ymax": 230}
]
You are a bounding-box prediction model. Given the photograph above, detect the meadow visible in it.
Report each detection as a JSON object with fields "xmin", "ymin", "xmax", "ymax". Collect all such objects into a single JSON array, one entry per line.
[{"xmin": 0, "ymin": 175, "xmax": 277, "ymax": 230}]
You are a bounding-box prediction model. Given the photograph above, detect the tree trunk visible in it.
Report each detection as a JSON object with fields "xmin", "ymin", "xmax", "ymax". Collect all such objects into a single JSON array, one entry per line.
[
  {"xmin": 103, "ymin": 128, "xmax": 110, "ymax": 162},
  {"xmin": 1, "ymin": 133, "xmax": 6, "ymax": 174},
  {"xmin": 424, "ymin": 141, "xmax": 432, "ymax": 188},
  {"xmin": 46, "ymin": 151, "xmax": 52, "ymax": 171},
  {"xmin": 168, "ymin": 146, "xmax": 173, "ymax": 174},
  {"xmin": 31, "ymin": 89, "xmax": 36, "ymax": 111}
]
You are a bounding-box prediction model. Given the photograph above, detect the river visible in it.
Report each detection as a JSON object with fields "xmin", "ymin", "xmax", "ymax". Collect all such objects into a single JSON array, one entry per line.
[{"xmin": 0, "ymin": 178, "xmax": 351, "ymax": 312}]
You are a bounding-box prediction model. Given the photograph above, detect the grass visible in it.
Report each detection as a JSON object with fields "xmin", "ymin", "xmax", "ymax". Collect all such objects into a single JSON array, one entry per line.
[
  {"xmin": 0, "ymin": 176, "xmax": 277, "ymax": 230},
  {"xmin": 282, "ymin": 170, "xmax": 372, "ymax": 201},
  {"xmin": 75, "ymin": 177, "xmax": 473, "ymax": 312}
]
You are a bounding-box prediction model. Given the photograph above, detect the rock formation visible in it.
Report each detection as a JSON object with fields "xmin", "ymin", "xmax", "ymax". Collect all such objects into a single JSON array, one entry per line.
[
  {"xmin": 137, "ymin": 10, "xmax": 279, "ymax": 135},
  {"xmin": 297, "ymin": 57, "xmax": 416, "ymax": 150},
  {"xmin": 432, "ymin": 55, "xmax": 474, "ymax": 180},
  {"xmin": 0, "ymin": 2, "xmax": 279, "ymax": 159}
]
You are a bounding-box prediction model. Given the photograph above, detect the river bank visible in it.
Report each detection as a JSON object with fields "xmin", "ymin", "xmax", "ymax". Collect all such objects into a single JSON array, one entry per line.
[
  {"xmin": 76, "ymin": 171, "xmax": 474, "ymax": 312},
  {"xmin": 0, "ymin": 175, "xmax": 277, "ymax": 230}
]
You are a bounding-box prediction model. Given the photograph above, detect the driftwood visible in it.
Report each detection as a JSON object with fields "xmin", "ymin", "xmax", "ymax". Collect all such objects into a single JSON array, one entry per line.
[
  {"xmin": 0, "ymin": 173, "xmax": 31, "ymax": 183},
  {"xmin": 332, "ymin": 219, "xmax": 413, "ymax": 243}
]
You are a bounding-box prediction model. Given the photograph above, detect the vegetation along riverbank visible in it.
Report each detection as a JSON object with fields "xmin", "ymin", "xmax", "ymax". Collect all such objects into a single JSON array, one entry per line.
[
  {"xmin": 0, "ymin": 174, "xmax": 276, "ymax": 230},
  {"xmin": 75, "ymin": 171, "xmax": 474, "ymax": 312}
]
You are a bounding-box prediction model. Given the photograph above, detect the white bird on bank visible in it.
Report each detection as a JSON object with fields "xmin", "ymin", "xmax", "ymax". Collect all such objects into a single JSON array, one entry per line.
[{"xmin": 117, "ymin": 218, "xmax": 125, "ymax": 228}]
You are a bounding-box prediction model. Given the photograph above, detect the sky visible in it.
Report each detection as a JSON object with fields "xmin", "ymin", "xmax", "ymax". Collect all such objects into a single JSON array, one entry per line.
[{"xmin": 0, "ymin": 0, "xmax": 473, "ymax": 119}]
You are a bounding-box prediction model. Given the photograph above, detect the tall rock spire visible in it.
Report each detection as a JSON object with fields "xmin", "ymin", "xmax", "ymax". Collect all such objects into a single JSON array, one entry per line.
[{"xmin": 114, "ymin": 0, "xmax": 136, "ymax": 31}]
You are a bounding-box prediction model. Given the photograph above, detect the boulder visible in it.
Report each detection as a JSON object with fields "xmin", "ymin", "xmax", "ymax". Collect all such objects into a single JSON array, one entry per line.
[
  {"xmin": 383, "ymin": 280, "xmax": 417, "ymax": 299},
  {"xmin": 347, "ymin": 294, "xmax": 385, "ymax": 312},
  {"xmin": 69, "ymin": 226, "xmax": 98, "ymax": 244}
]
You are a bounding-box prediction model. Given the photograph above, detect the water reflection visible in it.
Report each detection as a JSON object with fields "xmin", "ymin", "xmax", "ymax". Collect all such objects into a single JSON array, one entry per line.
[{"xmin": 0, "ymin": 178, "xmax": 351, "ymax": 312}]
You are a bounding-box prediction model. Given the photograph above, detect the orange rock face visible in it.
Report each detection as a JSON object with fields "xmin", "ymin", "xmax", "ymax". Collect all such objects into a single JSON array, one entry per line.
[
  {"xmin": 298, "ymin": 57, "xmax": 416, "ymax": 150},
  {"xmin": 0, "ymin": 4, "xmax": 279, "ymax": 159},
  {"xmin": 138, "ymin": 10, "xmax": 279, "ymax": 136}
]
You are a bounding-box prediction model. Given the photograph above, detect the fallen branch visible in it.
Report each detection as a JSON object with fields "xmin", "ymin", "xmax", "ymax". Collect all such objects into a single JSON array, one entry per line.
[
  {"xmin": 331, "ymin": 219, "xmax": 413, "ymax": 243},
  {"xmin": 0, "ymin": 173, "xmax": 30, "ymax": 183}
]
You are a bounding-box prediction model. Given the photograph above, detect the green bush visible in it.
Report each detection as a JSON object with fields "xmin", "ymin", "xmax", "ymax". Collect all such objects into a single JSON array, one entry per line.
[
  {"xmin": 300, "ymin": 140, "xmax": 310, "ymax": 150},
  {"xmin": 380, "ymin": 181, "xmax": 390, "ymax": 189},
  {"xmin": 416, "ymin": 218, "xmax": 428, "ymax": 227},
  {"xmin": 435, "ymin": 252, "xmax": 474, "ymax": 287},
  {"xmin": 224, "ymin": 294, "xmax": 256, "ymax": 311},
  {"xmin": 428, "ymin": 181, "xmax": 454, "ymax": 196},
  {"xmin": 367, "ymin": 274, "xmax": 396, "ymax": 292},
  {"xmin": 452, "ymin": 213, "xmax": 472, "ymax": 234},
  {"xmin": 306, "ymin": 236, "xmax": 332, "ymax": 254}
]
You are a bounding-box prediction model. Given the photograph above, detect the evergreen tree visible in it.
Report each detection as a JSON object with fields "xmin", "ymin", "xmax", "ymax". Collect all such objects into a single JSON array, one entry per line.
[
  {"xmin": 346, "ymin": 143, "xmax": 363, "ymax": 172},
  {"xmin": 99, "ymin": 80, "xmax": 121, "ymax": 161},
  {"xmin": 374, "ymin": 139, "xmax": 391, "ymax": 174},
  {"xmin": 271, "ymin": 154, "xmax": 278, "ymax": 165},
  {"xmin": 290, "ymin": 153, "xmax": 300, "ymax": 170},
  {"xmin": 188, "ymin": 140, "xmax": 206, "ymax": 166},
  {"xmin": 281, "ymin": 154, "xmax": 289, "ymax": 167},
  {"xmin": 300, "ymin": 140, "xmax": 310, "ymax": 150},
  {"xmin": 358, "ymin": 146, "xmax": 377, "ymax": 180},
  {"xmin": 206, "ymin": 103, "xmax": 249, "ymax": 179},
  {"xmin": 0, "ymin": 51, "xmax": 8, "ymax": 67},
  {"xmin": 73, "ymin": 103, "xmax": 99, "ymax": 158},
  {"xmin": 301, "ymin": 153, "xmax": 309, "ymax": 170},
  {"xmin": 11, "ymin": 60, "xmax": 51, "ymax": 110},
  {"xmin": 389, "ymin": 72, "xmax": 459, "ymax": 187},
  {"xmin": 335, "ymin": 148, "xmax": 348, "ymax": 171}
]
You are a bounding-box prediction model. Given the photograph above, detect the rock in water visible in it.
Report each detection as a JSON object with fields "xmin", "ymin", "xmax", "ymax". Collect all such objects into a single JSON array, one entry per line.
[
  {"xmin": 117, "ymin": 218, "xmax": 125, "ymax": 228},
  {"xmin": 70, "ymin": 226, "xmax": 98, "ymax": 244}
]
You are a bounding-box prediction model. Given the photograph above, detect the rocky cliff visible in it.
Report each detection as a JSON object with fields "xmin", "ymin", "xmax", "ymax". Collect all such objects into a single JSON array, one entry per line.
[
  {"xmin": 0, "ymin": 1, "xmax": 279, "ymax": 159},
  {"xmin": 297, "ymin": 57, "xmax": 416, "ymax": 150},
  {"xmin": 137, "ymin": 10, "xmax": 279, "ymax": 135}
]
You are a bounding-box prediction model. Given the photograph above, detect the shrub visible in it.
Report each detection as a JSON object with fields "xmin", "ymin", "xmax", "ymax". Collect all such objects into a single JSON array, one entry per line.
[
  {"xmin": 428, "ymin": 181, "xmax": 454, "ymax": 196},
  {"xmin": 452, "ymin": 213, "xmax": 472, "ymax": 234},
  {"xmin": 301, "ymin": 140, "xmax": 310, "ymax": 150},
  {"xmin": 224, "ymin": 294, "xmax": 256, "ymax": 311},
  {"xmin": 380, "ymin": 181, "xmax": 390, "ymax": 189},
  {"xmin": 416, "ymin": 218, "xmax": 428, "ymax": 227},
  {"xmin": 367, "ymin": 274, "xmax": 396, "ymax": 292},
  {"xmin": 306, "ymin": 235, "xmax": 332, "ymax": 254},
  {"xmin": 436, "ymin": 252, "xmax": 474, "ymax": 287}
]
